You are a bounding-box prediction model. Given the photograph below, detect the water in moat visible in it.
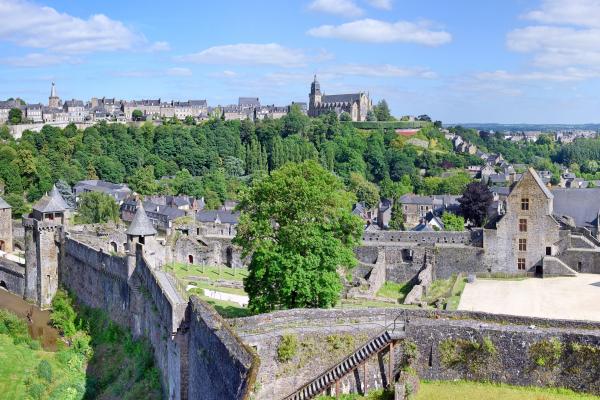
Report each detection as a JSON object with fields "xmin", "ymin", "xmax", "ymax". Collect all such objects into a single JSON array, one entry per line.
[{"xmin": 0, "ymin": 288, "xmax": 60, "ymax": 350}]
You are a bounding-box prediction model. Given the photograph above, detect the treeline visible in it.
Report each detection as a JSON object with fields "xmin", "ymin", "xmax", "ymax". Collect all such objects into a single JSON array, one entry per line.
[{"xmin": 0, "ymin": 107, "xmax": 480, "ymax": 216}]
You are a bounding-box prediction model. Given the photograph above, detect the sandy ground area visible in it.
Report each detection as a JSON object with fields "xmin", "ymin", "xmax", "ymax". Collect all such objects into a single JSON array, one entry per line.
[{"xmin": 458, "ymin": 273, "xmax": 600, "ymax": 322}]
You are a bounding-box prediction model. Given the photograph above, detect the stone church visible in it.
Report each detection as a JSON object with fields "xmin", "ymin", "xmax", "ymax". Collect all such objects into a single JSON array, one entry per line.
[{"xmin": 308, "ymin": 75, "xmax": 372, "ymax": 122}]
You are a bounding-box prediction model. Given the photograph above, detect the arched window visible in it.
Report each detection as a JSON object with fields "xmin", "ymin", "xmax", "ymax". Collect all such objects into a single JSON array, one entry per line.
[{"xmin": 188, "ymin": 255, "xmax": 194, "ymax": 264}]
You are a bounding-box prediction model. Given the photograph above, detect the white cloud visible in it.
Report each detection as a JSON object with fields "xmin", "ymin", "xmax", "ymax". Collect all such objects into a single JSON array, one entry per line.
[
  {"xmin": 308, "ymin": 0, "xmax": 363, "ymax": 17},
  {"xmin": 307, "ymin": 19, "xmax": 451, "ymax": 45},
  {"xmin": 333, "ymin": 63, "xmax": 436, "ymax": 78},
  {"xmin": 177, "ymin": 43, "xmax": 323, "ymax": 67},
  {"xmin": 0, "ymin": 0, "xmax": 143, "ymax": 53},
  {"xmin": 149, "ymin": 41, "xmax": 171, "ymax": 52},
  {"xmin": 1, "ymin": 52, "xmax": 82, "ymax": 67},
  {"xmin": 166, "ymin": 67, "xmax": 192, "ymax": 76},
  {"xmin": 523, "ymin": 0, "xmax": 600, "ymax": 28},
  {"xmin": 366, "ymin": 0, "xmax": 392, "ymax": 10},
  {"xmin": 475, "ymin": 68, "xmax": 600, "ymax": 82}
]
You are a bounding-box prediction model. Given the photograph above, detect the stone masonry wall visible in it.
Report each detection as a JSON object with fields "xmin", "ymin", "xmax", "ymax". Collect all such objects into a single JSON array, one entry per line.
[
  {"xmin": 0, "ymin": 257, "xmax": 25, "ymax": 296},
  {"xmin": 233, "ymin": 308, "xmax": 600, "ymax": 398},
  {"xmin": 187, "ymin": 296, "xmax": 259, "ymax": 400}
]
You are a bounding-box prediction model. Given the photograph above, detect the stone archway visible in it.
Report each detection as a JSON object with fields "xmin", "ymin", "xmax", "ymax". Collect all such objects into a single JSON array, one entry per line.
[
  {"xmin": 110, "ymin": 241, "xmax": 118, "ymax": 253},
  {"xmin": 0, "ymin": 281, "xmax": 7, "ymax": 290}
]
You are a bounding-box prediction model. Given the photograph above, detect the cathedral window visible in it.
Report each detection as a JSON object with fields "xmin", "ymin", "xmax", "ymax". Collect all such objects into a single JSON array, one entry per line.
[
  {"xmin": 519, "ymin": 238, "xmax": 527, "ymax": 251},
  {"xmin": 521, "ymin": 198, "xmax": 529, "ymax": 210},
  {"xmin": 517, "ymin": 258, "xmax": 526, "ymax": 270},
  {"xmin": 519, "ymin": 219, "xmax": 527, "ymax": 232}
]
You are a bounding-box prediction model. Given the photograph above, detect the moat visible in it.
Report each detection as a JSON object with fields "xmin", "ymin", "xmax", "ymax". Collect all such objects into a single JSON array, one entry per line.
[{"xmin": 0, "ymin": 287, "xmax": 59, "ymax": 350}]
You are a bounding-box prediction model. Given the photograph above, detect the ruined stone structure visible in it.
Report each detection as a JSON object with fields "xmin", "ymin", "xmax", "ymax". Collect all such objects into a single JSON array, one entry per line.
[{"xmin": 0, "ymin": 196, "xmax": 12, "ymax": 252}]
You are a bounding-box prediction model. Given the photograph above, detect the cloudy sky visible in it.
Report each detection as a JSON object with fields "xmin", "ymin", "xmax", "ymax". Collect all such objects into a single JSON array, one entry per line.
[{"xmin": 1, "ymin": 0, "xmax": 600, "ymax": 123}]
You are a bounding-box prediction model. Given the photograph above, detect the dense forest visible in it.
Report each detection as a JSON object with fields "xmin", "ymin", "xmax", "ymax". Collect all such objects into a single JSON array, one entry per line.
[{"xmin": 1, "ymin": 106, "xmax": 599, "ymax": 218}]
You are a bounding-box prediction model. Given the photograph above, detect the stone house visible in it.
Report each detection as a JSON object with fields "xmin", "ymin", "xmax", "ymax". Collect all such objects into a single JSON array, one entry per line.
[
  {"xmin": 121, "ymin": 199, "xmax": 185, "ymax": 235},
  {"xmin": 73, "ymin": 180, "xmax": 132, "ymax": 205},
  {"xmin": 398, "ymin": 194, "xmax": 459, "ymax": 229},
  {"xmin": 484, "ymin": 168, "xmax": 566, "ymax": 275},
  {"xmin": 196, "ymin": 210, "xmax": 239, "ymax": 237}
]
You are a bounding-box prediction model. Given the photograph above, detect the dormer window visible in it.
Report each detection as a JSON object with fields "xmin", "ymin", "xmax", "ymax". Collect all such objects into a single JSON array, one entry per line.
[{"xmin": 521, "ymin": 198, "xmax": 529, "ymax": 211}]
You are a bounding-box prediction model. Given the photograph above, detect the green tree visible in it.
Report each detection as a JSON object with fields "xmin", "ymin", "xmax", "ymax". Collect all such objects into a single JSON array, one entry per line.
[
  {"xmin": 348, "ymin": 172, "xmax": 380, "ymax": 209},
  {"xmin": 373, "ymin": 100, "xmax": 393, "ymax": 121},
  {"xmin": 235, "ymin": 160, "xmax": 363, "ymax": 312},
  {"xmin": 8, "ymin": 108, "xmax": 22, "ymax": 124},
  {"xmin": 389, "ymin": 200, "xmax": 405, "ymax": 230},
  {"xmin": 441, "ymin": 212, "xmax": 465, "ymax": 231},
  {"xmin": 4, "ymin": 193, "xmax": 29, "ymax": 218},
  {"xmin": 131, "ymin": 109, "xmax": 144, "ymax": 121},
  {"xmin": 76, "ymin": 191, "xmax": 119, "ymax": 224},
  {"xmin": 128, "ymin": 166, "xmax": 159, "ymax": 194},
  {"xmin": 339, "ymin": 112, "xmax": 352, "ymax": 122}
]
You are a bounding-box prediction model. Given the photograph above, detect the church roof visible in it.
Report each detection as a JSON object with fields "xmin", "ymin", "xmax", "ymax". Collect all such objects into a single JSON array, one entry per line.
[
  {"xmin": 321, "ymin": 93, "xmax": 363, "ymax": 104},
  {"xmin": 126, "ymin": 201, "xmax": 157, "ymax": 236},
  {"xmin": 0, "ymin": 196, "xmax": 11, "ymax": 209},
  {"xmin": 32, "ymin": 185, "xmax": 68, "ymax": 213}
]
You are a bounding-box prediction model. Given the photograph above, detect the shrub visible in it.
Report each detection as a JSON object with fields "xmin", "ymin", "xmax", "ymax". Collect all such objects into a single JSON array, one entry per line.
[
  {"xmin": 27, "ymin": 382, "xmax": 46, "ymax": 400},
  {"xmin": 529, "ymin": 338, "xmax": 563, "ymax": 369},
  {"xmin": 29, "ymin": 340, "xmax": 42, "ymax": 350},
  {"xmin": 50, "ymin": 290, "xmax": 77, "ymax": 336},
  {"xmin": 440, "ymin": 336, "xmax": 498, "ymax": 376},
  {"xmin": 37, "ymin": 359, "xmax": 53, "ymax": 383},
  {"xmin": 0, "ymin": 309, "xmax": 30, "ymax": 343},
  {"xmin": 277, "ymin": 334, "xmax": 298, "ymax": 363}
]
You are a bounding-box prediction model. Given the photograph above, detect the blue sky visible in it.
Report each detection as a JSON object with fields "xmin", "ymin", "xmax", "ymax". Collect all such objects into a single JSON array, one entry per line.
[{"xmin": 2, "ymin": 0, "xmax": 600, "ymax": 123}]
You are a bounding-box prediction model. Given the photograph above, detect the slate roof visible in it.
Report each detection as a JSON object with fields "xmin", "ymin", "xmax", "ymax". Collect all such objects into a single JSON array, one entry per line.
[
  {"xmin": 321, "ymin": 93, "xmax": 362, "ymax": 104},
  {"xmin": 398, "ymin": 194, "xmax": 434, "ymax": 206},
  {"xmin": 238, "ymin": 97, "xmax": 260, "ymax": 107},
  {"xmin": 552, "ymin": 188, "xmax": 600, "ymax": 229},
  {"xmin": 32, "ymin": 185, "xmax": 68, "ymax": 213},
  {"xmin": 0, "ymin": 196, "xmax": 11, "ymax": 209},
  {"xmin": 196, "ymin": 210, "xmax": 240, "ymax": 224},
  {"xmin": 126, "ymin": 202, "xmax": 157, "ymax": 236}
]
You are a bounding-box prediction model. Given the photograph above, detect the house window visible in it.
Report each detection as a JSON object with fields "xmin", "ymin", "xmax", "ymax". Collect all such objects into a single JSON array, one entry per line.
[
  {"xmin": 521, "ymin": 198, "xmax": 529, "ymax": 210},
  {"xmin": 519, "ymin": 219, "xmax": 527, "ymax": 232},
  {"xmin": 519, "ymin": 238, "xmax": 527, "ymax": 251},
  {"xmin": 517, "ymin": 258, "xmax": 526, "ymax": 270}
]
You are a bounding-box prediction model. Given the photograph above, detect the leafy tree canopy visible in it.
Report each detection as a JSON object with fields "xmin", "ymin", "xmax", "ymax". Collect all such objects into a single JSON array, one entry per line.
[
  {"xmin": 234, "ymin": 160, "xmax": 363, "ymax": 312},
  {"xmin": 76, "ymin": 191, "xmax": 119, "ymax": 224}
]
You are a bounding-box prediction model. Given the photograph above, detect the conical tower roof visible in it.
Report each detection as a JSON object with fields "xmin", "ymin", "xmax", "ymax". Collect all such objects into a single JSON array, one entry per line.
[
  {"xmin": 32, "ymin": 184, "xmax": 68, "ymax": 213},
  {"xmin": 126, "ymin": 201, "xmax": 157, "ymax": 236}
]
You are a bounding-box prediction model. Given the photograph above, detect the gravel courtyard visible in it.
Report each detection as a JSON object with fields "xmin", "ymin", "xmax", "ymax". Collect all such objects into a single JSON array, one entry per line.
[{"xmin": 458, "ymin": 273, "xmax": 600, "ymax": 322}]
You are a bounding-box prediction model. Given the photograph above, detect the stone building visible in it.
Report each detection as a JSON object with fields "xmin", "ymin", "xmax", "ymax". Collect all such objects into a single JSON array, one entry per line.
[
  {"xmin": 23, "ymin": 185, "xmax": 68, "ymax": 308},
  {"xmin": 308, "ymin": 75, "xmax": 372, "ymax": 122},
  {"xmin": 484, "ymin": 168, "xmax": 566, "ymax": 275},
  {"xmin": 73, "ymin": 180, "xmax": 132, "ymax": 204},
  {"xmin": 0, "ymin": 196, "xmax": 12, "ymax": 252}
]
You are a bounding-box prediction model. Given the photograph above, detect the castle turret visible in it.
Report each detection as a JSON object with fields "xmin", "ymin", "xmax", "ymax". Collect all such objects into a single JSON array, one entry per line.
[
  {"xmin": 24, "ymin": 185, "xmax": 68, "ymax": 308},
  {"xmin": 126, "ymin": 201, "xmax": 157, "ymax": 248}
]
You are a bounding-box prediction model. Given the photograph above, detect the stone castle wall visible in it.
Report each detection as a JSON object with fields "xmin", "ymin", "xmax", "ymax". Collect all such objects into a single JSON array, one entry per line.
[
  {"xmin": 187, "ymin": 297, "xmax": 259, "ymax": 400},
  {"xmin": 60, "ymin": 235, "xmax": 256, "ymax": 400},
  {"xmin": 0, "ymin": 257, "xmax": 25, "ymax": 295},
  {"xmin": 233, "ymin": 308, "xmax": 600, "ymax": 398}
]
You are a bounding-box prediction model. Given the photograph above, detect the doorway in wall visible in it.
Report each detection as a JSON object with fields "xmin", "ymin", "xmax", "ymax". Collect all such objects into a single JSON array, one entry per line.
[{"xmin": 188, "ymin": 254, "xmax": 194, "ymax": 264}]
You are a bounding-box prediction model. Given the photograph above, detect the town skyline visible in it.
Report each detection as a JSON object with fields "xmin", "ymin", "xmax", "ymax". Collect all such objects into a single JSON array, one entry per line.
[{"xmin": 3, "ymin": 0, "xmax": 600, "ymax": 124}]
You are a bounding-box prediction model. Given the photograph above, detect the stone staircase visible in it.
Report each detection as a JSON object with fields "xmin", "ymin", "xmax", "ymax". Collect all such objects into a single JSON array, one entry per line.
[
  {"xmin": 282, "ymin": 327, "xmax": 405, "ymax": 400},
  {"xmin": 542, "ymin": 256, "xmax": 578, "ymax": 277}
]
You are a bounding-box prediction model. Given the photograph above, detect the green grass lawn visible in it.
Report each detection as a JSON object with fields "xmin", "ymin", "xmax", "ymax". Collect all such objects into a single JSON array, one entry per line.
[
  {"xmin": 194, "ymin": 294, "xmax": 254, "ymax": 318},
  {"xmin": 165, "ymin": 263, "xmax": 248, "ymax": 282},
  {"xmin": 188, "ymin": 281, "xmax": 247, "ymax": 296},
  {"xmin": 446, "ymin": 276, "xmax": 467, "ymax": 311},
  {"xmin": 416, "ymin": 381, "xmax": 600, "ymax": 400},
  {"xmin": 376, "ymin": 281, "xmax": 413, "ymax": 303}
]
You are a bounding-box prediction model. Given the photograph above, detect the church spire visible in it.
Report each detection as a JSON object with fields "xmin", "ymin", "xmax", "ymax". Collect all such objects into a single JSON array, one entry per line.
[{"xmin": 50, "ymin": 82, "xmax": 57, "ymax": 98}]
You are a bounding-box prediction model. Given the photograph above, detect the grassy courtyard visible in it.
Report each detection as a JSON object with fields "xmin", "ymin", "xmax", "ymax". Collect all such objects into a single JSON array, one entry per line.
[
  {"xmin": 416, "ymin": 380, "xmax": 600, "ymax": 400},
  {"xmin": 317, "ymin": 381, "xmax": 600, "ymax": 400}
]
